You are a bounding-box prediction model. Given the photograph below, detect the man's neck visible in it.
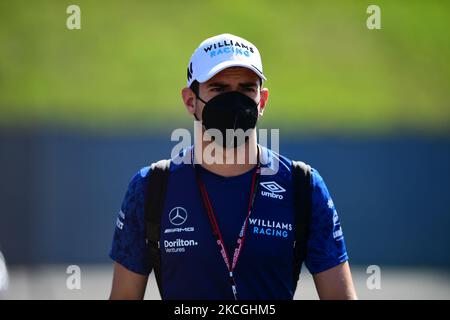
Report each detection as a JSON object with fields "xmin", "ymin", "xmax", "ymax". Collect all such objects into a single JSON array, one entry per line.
[{"xmin": 194, "ymin": 133, "xmax": 259, "ymax": 178}]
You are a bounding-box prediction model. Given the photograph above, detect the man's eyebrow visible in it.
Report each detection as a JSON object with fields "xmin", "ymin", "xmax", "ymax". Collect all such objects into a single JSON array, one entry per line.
[
  {"xmin": 206, "ymin": 82, "xmax": 229, "ymax": 88},
  {"xmin": 239, "ymin": 82, "xmax": 258, "ymax": 87}
]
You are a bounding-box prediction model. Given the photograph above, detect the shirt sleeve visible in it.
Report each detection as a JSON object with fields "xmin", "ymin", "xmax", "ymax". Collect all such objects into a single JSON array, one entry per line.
[
  {"xmin": 109, "ymin": 167, "xmax": 152, "ymax": 276},
  {"xmin": 304, "ymin": 168, "xmax": 349, "ymax": 275}
]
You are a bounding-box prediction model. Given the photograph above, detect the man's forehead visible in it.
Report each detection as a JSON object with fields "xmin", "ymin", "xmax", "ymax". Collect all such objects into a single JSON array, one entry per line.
[{"xmin": 205, "ymin": 67, "xmax": 260, "ymax": 85}]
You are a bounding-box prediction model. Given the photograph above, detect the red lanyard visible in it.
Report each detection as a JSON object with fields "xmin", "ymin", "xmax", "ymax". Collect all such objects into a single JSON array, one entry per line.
[{"xmin": 194, "ymin": 150, "xmax": 261, "ymax": 300}]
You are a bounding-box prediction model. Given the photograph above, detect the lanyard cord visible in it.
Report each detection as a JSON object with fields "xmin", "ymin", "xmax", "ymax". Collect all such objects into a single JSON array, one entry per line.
[{"xmin": 194, "ymin": 147, "xmax": 261, "ymax": 300}]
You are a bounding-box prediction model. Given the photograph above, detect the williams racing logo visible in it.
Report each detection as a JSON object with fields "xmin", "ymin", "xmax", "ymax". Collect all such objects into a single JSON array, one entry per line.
[
  {"xmin": 249, "ymin": 218, "xmax": 292, "ymax": 239},
  {"xmin": 203, "ymin": 39, "xmax": 255, "ymax": 59},
  {"xmin": 260, "ymin": 181, "xmax": 286, "ymax": 200}
]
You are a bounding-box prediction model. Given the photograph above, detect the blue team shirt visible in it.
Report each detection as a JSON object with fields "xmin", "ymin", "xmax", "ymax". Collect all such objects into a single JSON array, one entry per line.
[{"xmin": 110, "ymin": 145, "xmax": 348, "ymax": 300}]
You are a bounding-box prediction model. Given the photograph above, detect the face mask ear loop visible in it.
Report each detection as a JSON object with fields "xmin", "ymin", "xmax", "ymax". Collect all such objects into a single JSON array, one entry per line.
[
  {"xmin": 192, "ymin": 91, "xmax": 207, "ymax": 121},
  {"xmin": 193, "ymin": 91, "xmax": 208, "ymax": 105}
]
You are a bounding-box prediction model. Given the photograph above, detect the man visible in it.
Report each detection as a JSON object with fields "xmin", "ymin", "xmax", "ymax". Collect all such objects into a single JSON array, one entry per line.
[{"xmin": 109, "ymin": 33, "xmax": 357, "ymax": 300}]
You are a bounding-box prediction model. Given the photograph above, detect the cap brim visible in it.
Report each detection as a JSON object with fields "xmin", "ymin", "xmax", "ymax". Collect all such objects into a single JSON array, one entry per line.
[{"xmin": 196, "ymin": 60, "xmax": 267, "ymax": 84}]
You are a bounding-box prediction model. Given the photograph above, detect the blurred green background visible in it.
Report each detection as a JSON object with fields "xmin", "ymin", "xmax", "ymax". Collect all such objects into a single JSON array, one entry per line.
[
  {"xmin": 1, "ymin": 1, "xmax": 450, "ymax": 300},
  {"xmin": 1, "ymin": 0, "xmax": 449, "ymax": 134}
]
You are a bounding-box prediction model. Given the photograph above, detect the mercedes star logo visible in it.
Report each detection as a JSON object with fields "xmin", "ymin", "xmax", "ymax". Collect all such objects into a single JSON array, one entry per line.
[{"xmin": 169, "ymin": 207, "xmax": 188, "ymax": 226}]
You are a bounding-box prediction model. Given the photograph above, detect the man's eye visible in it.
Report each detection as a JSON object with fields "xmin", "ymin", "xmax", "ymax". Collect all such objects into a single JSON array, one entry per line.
[
  {"xmin": 211, "ymin": 87, "xmax": 224, "ymax": 92},
  {"xmin": 244, "ymin": 87, "xmax": 255, "ymax": 92}
]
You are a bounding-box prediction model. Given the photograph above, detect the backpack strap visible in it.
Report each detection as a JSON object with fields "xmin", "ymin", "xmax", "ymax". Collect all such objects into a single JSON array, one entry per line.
[
  {"xmin": 144, "ymin": 159, "xmax": 170, "ymax": 297},
  {"xmin": 292, "ymin": 161, "xmax": 312, "ymax": 289}
]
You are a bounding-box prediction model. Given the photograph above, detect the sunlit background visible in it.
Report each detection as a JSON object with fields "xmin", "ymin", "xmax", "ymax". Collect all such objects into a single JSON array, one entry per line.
[{"xmin": 0, "ymin": 0, "xmax": 449, "ymax": 299}]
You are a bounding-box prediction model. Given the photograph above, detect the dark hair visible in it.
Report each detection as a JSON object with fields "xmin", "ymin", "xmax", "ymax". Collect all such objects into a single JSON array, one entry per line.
[{"xmin": 189, "ymin": 80, "xmax": 200, "ymax": 96}]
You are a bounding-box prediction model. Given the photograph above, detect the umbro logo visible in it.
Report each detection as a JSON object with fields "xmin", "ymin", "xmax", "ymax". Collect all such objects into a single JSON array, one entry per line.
[
  {"xmin": 260, "ymin": 181, "xmax": 286, "ymax": 193},
  {"xmin": 260, "ymin": 181, "xmax": 285, "ymax": 200}
]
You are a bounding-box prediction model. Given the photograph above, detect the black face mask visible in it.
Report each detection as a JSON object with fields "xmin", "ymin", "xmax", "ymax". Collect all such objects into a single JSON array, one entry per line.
[{"xmin": 194, "ymin": 91, "xmax": 259, "ymax": 148}]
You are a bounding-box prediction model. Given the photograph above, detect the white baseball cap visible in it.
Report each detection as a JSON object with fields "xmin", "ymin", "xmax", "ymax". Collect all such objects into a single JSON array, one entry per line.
[{"xmin": 186, "ymin": 33, "xmax": 267, "ymax": 87}]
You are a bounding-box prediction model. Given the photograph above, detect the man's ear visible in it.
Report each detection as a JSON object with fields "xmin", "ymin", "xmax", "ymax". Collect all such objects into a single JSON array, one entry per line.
[
  {"xmin": 181, "ymin": 87, "xmax": 196, "ymax": 115},
  {"xmin": 258, "ymin": 88, "xmax": 269, "ymax": 116}
]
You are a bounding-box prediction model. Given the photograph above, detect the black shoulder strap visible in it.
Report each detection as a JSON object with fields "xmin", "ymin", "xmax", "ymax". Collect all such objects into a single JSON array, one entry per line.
[
  {"xmin": 144, "ymin": 159, "xmax": 170, "ymax": 297},
  {"xmin": 292, "ymin": 160, "xmax": 312, "ymax": 289}
]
